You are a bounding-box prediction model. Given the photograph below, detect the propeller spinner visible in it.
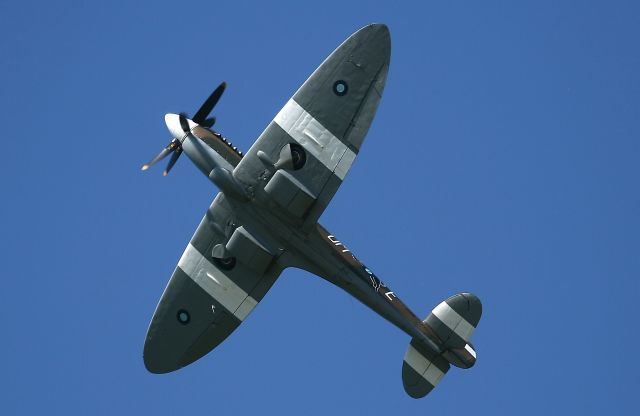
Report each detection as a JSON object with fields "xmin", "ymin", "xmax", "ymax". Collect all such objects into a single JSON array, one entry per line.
[{"xmin": 141, "ymin": 82, "xmax": 227, "ymax": 176}]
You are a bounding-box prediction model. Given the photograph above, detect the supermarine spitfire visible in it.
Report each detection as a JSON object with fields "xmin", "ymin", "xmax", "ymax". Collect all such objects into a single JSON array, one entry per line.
[{"xmin": 142, "ymin": 24, "xmax": 482, "ymax": 398}]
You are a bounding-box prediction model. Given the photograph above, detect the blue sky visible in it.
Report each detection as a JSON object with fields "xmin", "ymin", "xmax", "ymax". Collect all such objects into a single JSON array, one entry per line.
[{"xmin": 1, "ymin": 0, "xmax": 638, "ymax": 414}]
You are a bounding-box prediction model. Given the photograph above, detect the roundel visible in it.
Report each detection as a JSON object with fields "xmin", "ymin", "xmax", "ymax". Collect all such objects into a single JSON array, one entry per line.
[
  {"xmin": 176, "ymin": 309, "xmax": 190, "ymax": 325},
  {"xmin": 333, "ymin": 80, "xmax": 348, "ymax": 96}
]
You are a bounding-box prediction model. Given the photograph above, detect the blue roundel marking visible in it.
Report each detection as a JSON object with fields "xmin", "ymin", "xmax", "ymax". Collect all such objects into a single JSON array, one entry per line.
[
  {"xmin": 177, "ymin": 309, "xmax": 190, "ymax": 325},
  {"xmin": 333, "ymin": 80, "xmax": 348, "ymax": 96}
]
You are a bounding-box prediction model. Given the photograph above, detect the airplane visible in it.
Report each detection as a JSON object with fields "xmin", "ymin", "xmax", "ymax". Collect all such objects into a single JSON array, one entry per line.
[{"xmin": 142, "ymin": 23, "xmax": 482, "ymax": 399}]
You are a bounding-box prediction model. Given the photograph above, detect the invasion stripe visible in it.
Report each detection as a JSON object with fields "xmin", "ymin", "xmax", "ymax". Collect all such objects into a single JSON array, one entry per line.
[
  {"xmin": 177, "ymin": 243, "xmax": 257, "ymax": 321},
  {"xmin": 274, "ymin": 99, "xmax": 356, "ymax": 180},
  {"xmin": 432, "ymin": 301, "xmax": 476, "ymax": 342},
  {"xmin": 403, "ymin": 345, "xmax": 445, "ymax": 387}
]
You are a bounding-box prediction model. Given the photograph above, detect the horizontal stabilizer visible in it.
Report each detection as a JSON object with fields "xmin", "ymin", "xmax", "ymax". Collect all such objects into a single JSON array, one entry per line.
[
  {"xmin": 402, "ymin": 339, "xmax": 450, "ymax": 398},
  {"xmin": 401, "ymin": 292, "xmax": 482, "ymax": 398},
  {"xmin": 425, "ymin": 293, "xmax": 482, "ymax": 369}
]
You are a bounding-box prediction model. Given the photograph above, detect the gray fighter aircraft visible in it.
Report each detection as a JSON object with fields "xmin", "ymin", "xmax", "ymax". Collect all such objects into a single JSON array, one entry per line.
[{"xmin": 142, "ymin": 23, "xmax": 482, "ymax": 399}]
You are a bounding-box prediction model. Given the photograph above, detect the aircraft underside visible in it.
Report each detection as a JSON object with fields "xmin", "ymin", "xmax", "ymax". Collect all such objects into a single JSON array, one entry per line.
[{"xmin": 142, "ymin": 23, "xmax": 482, "ymax": 399}]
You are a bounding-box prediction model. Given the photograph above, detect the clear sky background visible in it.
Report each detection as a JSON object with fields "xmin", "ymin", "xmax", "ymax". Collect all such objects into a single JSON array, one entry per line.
[{"xmin": 1, "ymin": 0, "xmax": 638, "ymax": 414}]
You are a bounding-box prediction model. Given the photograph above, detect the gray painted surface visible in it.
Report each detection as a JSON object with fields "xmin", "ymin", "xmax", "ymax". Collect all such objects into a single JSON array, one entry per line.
[
  {"xmin": 423, "ymin": 293, "xmax": 483, "ymax": 370},
  {"xmin": 402, "ymin": 338, "xmax": 450, "ymax": 398},
  {"xmin": 143, "ymin": 24, "xmax": 483, "ymax": 398}
]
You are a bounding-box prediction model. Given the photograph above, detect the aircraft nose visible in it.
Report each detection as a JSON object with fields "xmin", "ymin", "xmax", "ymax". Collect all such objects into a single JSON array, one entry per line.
[
  {"xmin": 164, "ymin": 113, "xmax": 186, "ymax": 141},
  {"xmin": 164, "ymin": 113, "xmax": 197, "ymax": 140}
]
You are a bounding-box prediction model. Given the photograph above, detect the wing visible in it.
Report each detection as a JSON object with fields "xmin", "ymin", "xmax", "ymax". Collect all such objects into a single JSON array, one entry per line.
[
  {"xmin": 233, "ymin": 24, "xmax": 390, "ymax": 229},
  {"xmin": 143, "ymin": 193, "xmax": 282, "ymax": 373}
]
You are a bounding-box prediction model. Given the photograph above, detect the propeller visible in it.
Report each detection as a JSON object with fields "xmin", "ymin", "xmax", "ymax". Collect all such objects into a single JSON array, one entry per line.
[
  {"xmin": 141, "ymin": 82, "xmax": 227, "ymax": 175},
  {"xmin": 163, "ymin": 146, "xmax": 182, "ymax": 176}
]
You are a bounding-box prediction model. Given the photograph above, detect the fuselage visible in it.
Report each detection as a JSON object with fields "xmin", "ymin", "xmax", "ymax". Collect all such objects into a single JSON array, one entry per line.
[{"xmin": 174, "ymin": 119, "xmax": 442, "ymax": 355}]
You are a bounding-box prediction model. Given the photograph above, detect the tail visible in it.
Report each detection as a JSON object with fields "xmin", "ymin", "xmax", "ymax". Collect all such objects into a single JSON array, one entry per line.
[{"xmin": 402, "ymin": 293, "xmax": 482, "ymax": 398}]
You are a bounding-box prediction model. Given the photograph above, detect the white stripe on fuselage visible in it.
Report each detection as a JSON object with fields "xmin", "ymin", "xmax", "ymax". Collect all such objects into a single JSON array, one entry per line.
[
  {"xmin": 274, "ymin": 99, "xmax": 356, "ymax": 180},
  {"xmin": 177, "ymin": 243, "xmax": 257, "ymax": 321}
]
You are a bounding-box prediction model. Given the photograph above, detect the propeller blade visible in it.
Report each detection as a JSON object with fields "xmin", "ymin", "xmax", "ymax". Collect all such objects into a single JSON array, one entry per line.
[
  {"xmin": 141, "ymin": 139, "xmax": 178, "ymax": 171},
  {"xmin": 163, "ymin": 147, "xmax": 183, "ymax": 176},
  {"xmin": 201, "ymin": 116, "xmax": 216, "ymax": 128},
  {"xmin": 192, "ymin": 82, "xmax": 226, "ymax": 124},
  {"xmin": 178, "ymin": 113, "xmax": 190, "ymax": 133},
  {"xmin": 149, "ymin": 82, "xmax": 227, "ymax": 176}
]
